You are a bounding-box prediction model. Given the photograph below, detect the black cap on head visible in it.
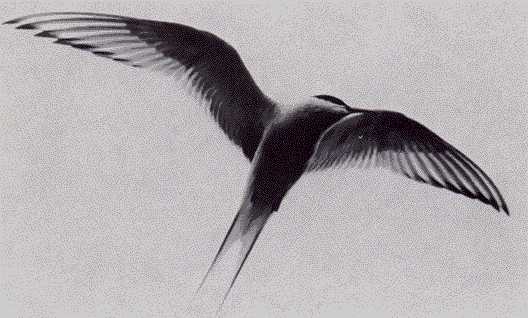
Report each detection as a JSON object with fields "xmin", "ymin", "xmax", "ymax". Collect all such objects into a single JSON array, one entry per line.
[{"xmin": 313, "ymin": 94, "xmax": 348, "ymax": 107}]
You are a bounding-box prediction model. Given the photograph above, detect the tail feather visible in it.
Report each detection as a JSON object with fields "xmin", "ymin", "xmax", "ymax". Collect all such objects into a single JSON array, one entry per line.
[{"xmin": 189, "ymin": 199, "xmax": 272, "ymax": 316}]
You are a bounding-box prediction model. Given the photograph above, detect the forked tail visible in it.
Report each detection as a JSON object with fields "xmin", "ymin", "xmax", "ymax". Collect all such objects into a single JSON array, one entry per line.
[{"xmin": 189, "ymin": 198, "xmax": 272, "ymax": 317}]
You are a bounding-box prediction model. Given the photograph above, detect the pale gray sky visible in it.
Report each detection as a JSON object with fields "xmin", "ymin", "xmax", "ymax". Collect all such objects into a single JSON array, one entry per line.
[{"xmin": 1, "ymin": 1, "xmax": 527, "ymax": 317}]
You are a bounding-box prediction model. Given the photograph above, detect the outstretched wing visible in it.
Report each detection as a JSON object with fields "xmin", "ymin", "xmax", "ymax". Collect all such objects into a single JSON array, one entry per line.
[
  {"xmin": 306, "ymin": 110, "xmax": 509, "ymax": 214},
  {"xmin": 4, "ymin": 12, "xmax": 277, "ymax": 160}
]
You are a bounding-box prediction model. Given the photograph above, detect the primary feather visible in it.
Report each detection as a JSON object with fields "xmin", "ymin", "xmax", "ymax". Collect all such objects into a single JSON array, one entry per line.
[
  {"xmin": 5, "ymin": 12, "xmax": 277, "ymax": 160},
  {"xmin": 306, "ymin": 110, "xmax": 509, "ymax": 214}
]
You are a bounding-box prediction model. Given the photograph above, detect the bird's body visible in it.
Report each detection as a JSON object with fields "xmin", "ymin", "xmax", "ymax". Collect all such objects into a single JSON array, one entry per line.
[
  {"xmin": 251, "ymin": 102, "xmax": 350, "ymax": 210},
  {"xmin": 4, "ymin": 11, "xmax": 509, "ymax": 316}
]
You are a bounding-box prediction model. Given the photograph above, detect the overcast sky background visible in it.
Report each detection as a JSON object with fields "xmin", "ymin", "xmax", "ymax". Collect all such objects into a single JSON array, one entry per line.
[{"xmin": 1, "ymin": 1, "xmax": 527, "ymax": 317}]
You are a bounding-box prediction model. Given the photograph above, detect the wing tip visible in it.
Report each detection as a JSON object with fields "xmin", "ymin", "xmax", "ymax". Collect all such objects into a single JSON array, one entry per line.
[
  {"xmin": 70, "ymin": 43, "xmax": 95, "ymax": 50},
  {"xmin": 487, "ymin": 198, "xmax": 509, "ymax": 215},
  {"xmin": 35, "ymin": 30, "xmax": 54, "ymax": 38},
  {"xmin": 3, "ymin": 18, "xmax": 20, "ymax": 25},
  {"xmin": 501, "ymin": 203, "xmax": 510, "ymax": 216},
  {"xmin": 4, "ymin": 12, "xmax": 126, "ymax": 25},
  {"xmin": 15, "ymin": 23, "xmax": 37, "ymax": 30},
  {"xmin": 91, "ymin": 50, "xmax": 113, "ymax": 56},
  {"xmin": 3, "ymin": 14, "xmax": 39, "ymax": 25}
]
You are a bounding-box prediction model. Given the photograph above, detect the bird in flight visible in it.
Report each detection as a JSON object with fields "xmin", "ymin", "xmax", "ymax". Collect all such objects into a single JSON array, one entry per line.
[{"xmin": 5, "ymin": 12, "xmax": 509, "ymax": 314}]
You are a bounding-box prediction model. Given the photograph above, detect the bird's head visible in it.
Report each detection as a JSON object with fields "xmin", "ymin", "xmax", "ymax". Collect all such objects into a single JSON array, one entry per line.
[{"xmin": 312, "ymin": 94, "xmax": 354, "ymax": 113}]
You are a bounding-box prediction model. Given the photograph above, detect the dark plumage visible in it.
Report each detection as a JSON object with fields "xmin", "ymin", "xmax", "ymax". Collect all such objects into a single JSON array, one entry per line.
[
  {"xmin": 4, "ymin": 11, "xmax": 509, "ymax": 315},
  {"xmin": 314, "ymin": 94, "xmax": 349, "ymax": 107}
]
